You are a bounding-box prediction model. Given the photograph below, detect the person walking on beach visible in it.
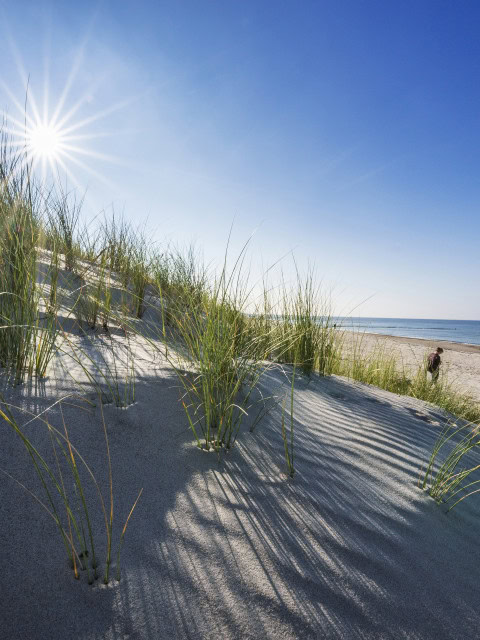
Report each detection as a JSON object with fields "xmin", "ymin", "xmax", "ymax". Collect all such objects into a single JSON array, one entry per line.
[{"xmin": 427, "ymin": 347, "xmax": 444, "ymax": 383}]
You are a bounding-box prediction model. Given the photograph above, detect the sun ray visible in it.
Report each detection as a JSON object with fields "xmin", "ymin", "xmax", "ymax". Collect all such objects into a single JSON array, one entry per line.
[
  {"xmin": 6, "ymin": 33, "xmax": 43, "ymax": 126},
  {"xmin": 60, "ymin": 128, "xmax": 142, "ymax": 143},
  {"xmin": 59, "ymin": 149, "xmax": 119, "ymax": 191},
  {"xmin": 4, "ymin": 113, "xmax": 36, "ymax": 135},
  {"xmin": 39, "ymin": 153, "xmax": 47, "ymax": 186},
  {"xmin": 0, "ymin": 82, "xmax": 38, "ymax": 130},
  {"xmin": 53, "ymin": 154, "xmax": 113, "ymax": 222},
  {"xmin": 49, "ymin": 10, "xmax": 99, "ymax": 129},
  {"xmin": 3, "ymin": 140, "xmax": 27, "ymax": 156},
  {"xmin": 49, "ymin": 47, "xmax": 86, "ymax": 129},
  {"xmin": 42, "ymin": 29, "xmax": 51, "ymax": 127},
  {"xmin": 1, "ymin": 20, "xmax": 131, "ymax": 197},
  {"xmin": 59, "ymin": 95, "xmax": 141, "ymax": 137},
  {"xmin": 53, "ymin": 155, "xmax": 85, "ymax": 191},
  {"xmin": 52, "ymin": 74, "xmax": 107, "ymax": 131},
  {"xmin": 58, "ymin": 143, "xmax": 132, "ymax": 167},
  {"xmin": 1, "ymin": 123, "xmax": 27, "ymax": 140}
]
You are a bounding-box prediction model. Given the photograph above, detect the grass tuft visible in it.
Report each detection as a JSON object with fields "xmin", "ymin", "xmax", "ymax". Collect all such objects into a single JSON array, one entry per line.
[
  {"xmin": 421, "ymin": 419, "xmax": 480, "ymax": 511},
  {"xmin": 281, "ymin": 366, "xmax": 296, "ymax": 478}
]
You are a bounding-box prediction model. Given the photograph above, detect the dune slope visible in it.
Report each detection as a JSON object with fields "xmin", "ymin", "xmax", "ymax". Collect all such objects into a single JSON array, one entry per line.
[{"xmin": 1, "ymin": 360, "xmax": 479, "ymax": 640}]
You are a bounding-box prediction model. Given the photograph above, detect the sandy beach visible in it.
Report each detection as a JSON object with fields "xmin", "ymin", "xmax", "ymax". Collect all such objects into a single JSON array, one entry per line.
[
  {"xmin": 1, "ymin": 329, "xmax": 480, "ymax": 639},
  {"xmin": 342, "ymin": 330, "xmax": 480, "ymax": 403}
]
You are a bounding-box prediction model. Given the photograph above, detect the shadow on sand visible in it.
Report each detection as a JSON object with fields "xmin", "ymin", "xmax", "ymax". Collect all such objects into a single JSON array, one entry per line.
[{"xmin": 1, "ymin": 364, "xmax": 480, "ymax": 639}]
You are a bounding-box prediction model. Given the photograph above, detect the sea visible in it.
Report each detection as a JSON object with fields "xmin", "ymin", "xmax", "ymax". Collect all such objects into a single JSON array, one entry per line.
[{"xmin": 335, "ymin": 317, "xmax": 480, "ymax": 346}]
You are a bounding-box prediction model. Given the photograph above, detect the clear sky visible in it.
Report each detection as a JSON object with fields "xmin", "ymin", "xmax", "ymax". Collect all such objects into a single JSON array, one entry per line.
[{"xmin": 1, "ymin": 0, "xmax": 479, "ymax": 319}]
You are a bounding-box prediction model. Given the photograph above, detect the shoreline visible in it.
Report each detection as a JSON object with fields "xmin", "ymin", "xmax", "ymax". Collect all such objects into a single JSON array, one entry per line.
[{"xmin": 341, "ymin": 330, "xmax": 480, "ymax": 354}]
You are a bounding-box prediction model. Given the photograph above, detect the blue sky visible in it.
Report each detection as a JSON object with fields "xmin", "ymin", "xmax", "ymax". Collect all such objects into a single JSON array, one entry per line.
[{"xmin": 1, "ymin": 0, "xmax": 479, "ymax": 319}]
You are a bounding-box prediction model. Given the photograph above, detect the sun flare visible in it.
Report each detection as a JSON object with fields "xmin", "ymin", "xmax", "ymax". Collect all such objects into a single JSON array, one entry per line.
[
  {"xmin": 28, "ymin": 124, "xmax": 63, "ymax": 160},
  {"xmin": 3, "ymin": 58, "xmax": 130, "ymax": 189}
]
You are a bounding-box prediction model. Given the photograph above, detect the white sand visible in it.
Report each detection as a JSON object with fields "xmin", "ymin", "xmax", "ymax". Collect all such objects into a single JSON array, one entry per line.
[
  {"xmin": 2, "ymin": 331, "xmax": 480, "ymax": 639},
  {"xmin": 342, "ymin": 330, "xmax": 480, "ymax": 403}
]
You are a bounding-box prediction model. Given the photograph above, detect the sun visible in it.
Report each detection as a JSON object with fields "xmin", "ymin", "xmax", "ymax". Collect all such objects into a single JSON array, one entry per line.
[
  {"xmin": 28, "ymin": 124, "xmax": 64, "ymax": 160},
  {"xmin": 1, "ymin": 24, "xmax": 139, "ymax": 193},
  {"xmin": 2, "ymin": 66, "xmax": 132, "ymax": 190}
]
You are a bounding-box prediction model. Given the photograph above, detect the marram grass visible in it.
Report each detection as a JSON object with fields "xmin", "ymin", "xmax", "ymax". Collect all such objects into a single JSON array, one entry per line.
[
  {"xmin": 0, "ymin": 396, "xmax": 142, "ymax": 584},
  {"xmin": 421, "ymin": 419, "xmax": 480, "ymax": 511}
]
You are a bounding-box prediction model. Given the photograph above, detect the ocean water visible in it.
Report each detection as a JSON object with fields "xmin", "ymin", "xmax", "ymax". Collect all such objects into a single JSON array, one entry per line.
[{"xmin": 336, "ymin": 317, "xmax": 480, "ymax": 346}]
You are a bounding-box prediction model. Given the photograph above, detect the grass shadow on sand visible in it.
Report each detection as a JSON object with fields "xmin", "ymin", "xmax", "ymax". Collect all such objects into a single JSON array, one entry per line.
[{"xmin": 2, "ymin": 369, "xmax": 480, "ymax": 639}]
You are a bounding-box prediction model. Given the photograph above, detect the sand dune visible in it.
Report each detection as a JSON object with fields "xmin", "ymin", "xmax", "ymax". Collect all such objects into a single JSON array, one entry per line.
[{"xmin": 1, "ymin": 345, "xmax": 479, "ymax": 639}]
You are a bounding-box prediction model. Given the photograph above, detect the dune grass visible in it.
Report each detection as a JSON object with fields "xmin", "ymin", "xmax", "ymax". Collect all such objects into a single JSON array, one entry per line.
[
  {"xmin": 152, "ymin": 241, "xmax": 277, "ymax": 452},
  {"xmin": 273, "ymin": 272, "xmax": 340, "ymax": 376},
  {"xmin": 0, "ymin": 396, "xmax": 142, "ymax": 583},
  {"xmin": 0, "ymin": 137, "xmax": 60, "ymax": 384},
  {"xmin": 421, "ymin": 419, "xmax": 480, "ymax": 511},
  {"xmin": 45, "ymin": 186, "xmax": 83, "ymax": 273},
  {"xmin": 281, "ymin": 366, "xmax": 296, "ymax": 478},
  {"xmin": 59, "ymin": 326, "xmax": 136, "ymax": 408},
  {"xmin": 102, "ymin": 210, "xmax": 133, "ymax": 277}
]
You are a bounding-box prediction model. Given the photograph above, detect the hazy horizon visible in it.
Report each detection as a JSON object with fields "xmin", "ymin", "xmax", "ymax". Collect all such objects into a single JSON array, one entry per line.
[{"xmin": 342, "ymin": 316, "xmax": 480, "ymax": 322}]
